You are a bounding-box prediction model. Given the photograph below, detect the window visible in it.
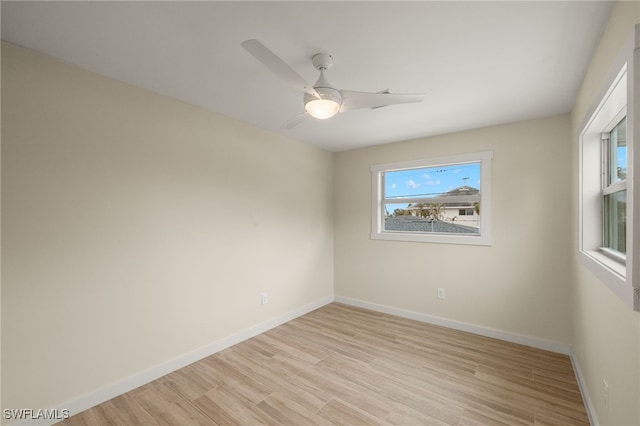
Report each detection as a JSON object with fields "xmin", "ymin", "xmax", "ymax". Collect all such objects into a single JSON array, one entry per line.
[
  {"xmin": 602, "ymin": 117, "xmax": 627, "ymax": 258},
  {"xmin": 578, "ymin": 30, "xmax": 638, "ymax": 310},
  {"xmin": 371, "ymin": 151, "xmax": 492, "ymax": 245}
]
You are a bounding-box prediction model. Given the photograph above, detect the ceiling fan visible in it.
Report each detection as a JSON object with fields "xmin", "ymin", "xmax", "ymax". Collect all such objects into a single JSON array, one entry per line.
[{"xmin": 241, "ymin": 39, "xmax": 425, "ymax": 127}]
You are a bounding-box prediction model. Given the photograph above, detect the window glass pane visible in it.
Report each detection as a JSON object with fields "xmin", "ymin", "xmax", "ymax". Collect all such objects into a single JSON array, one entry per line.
[
  {"xmin": 609, "ymin": 117, "xmax": 627, "ymax": 184},
  {"xmin": 383, "ymin": 163, "xmax": 481, "ymax": 235},
  {"xmin": 384, "ymin": 163, "xmax": 480, "ymax": 200},
  {"xmin": 603, "ymin": 189, "xmax": 626, "ymax": 254}
]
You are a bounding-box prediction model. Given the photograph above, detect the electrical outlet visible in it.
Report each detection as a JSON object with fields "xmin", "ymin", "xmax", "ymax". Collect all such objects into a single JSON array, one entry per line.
[
  {"xmin": 603, "ymin": 379, "xmax": 609, "ymax": 408},
  {"xmin": 261, "ymin": 292, "xmax": 269, "ymax": 305},
  {"xmin": 437, "ymin": 288, "xmax": 445, "ymax": 299}
]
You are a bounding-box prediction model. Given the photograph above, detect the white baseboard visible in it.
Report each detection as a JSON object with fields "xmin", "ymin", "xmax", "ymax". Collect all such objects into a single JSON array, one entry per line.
[
  {"xmin": 10, "ymin": 296, "xmax": 334, "ymax": 426},
  {"xmin": 335, "ymin": 295, "xmax": 571, "ymax": 355},
  {"xmin": 570, "ymin": 350, "xmax": 598, "ymax": 426}
]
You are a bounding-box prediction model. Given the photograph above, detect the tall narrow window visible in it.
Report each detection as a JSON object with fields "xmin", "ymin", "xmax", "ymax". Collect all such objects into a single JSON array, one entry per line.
[
  {"xmin": 578, "ymin": 51, "xmax": 636, "ymax": 309},
  {"xmin": 578, "ymin": 25, "xmax": 639, "ymax": 310}
]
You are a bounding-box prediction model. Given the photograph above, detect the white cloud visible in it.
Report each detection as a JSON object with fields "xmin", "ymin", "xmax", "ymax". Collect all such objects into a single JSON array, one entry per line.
[
  {"xmin": 422, "ymin": 173, "xmax": 430, "ymax": 179},
  {"xmin": 406, "ymin": 179, "xmax": 420, "ymax": 189},
  {"xmin": 453, "ymin": 169, "xmax": 461, "ymax": 174},
  {"xmin": 391, "ymin": 183, "xmax": 397, "ymax": 189},
  {"xmin": 425, "ymin": 180, "xmax": 441, "ymax": 185}
]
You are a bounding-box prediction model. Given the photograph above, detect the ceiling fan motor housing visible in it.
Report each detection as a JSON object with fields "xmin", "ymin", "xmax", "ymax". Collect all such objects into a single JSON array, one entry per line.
[
  {"xmin": 304, "ymin": 86, "xmax": 342, "ymax": 106},
  {"xmin": 305, "ymin": 67, "xmax": 342, "ymax": 106}
]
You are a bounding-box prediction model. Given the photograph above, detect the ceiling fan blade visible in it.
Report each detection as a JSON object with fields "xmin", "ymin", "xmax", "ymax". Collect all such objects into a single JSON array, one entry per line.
[
  {"xmin": 340, "ymin": 90, "xmax": 424, "ymax": 112},
  {"xmin": 242, "ymin": 39, "xmax": 318, "ymax": 97},
  {"xmin": 281, "ymin": 112, "xmax": 309, "ymax": 129}
]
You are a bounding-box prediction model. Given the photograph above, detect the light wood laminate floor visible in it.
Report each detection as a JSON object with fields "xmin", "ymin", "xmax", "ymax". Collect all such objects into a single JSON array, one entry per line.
[{"xmin": 60, "ymin": 303, "xmax": 589, "ymax": 425}]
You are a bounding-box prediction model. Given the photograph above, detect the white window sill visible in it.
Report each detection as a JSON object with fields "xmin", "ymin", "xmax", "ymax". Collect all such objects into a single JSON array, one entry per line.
[
  {"xmin": 582, "ymin": 249, "xmax": 626, "ymax": 279},
  {"xmin": 599, "ymin": 247, "xmax": 627, "ymax": 265},
  {"xmin": 579, "ymin": 249, "xmax": 633, "ymax": 309},
  {"xmin": 371, "ymin": 231, "xmax": 491, "ymax": 246}
]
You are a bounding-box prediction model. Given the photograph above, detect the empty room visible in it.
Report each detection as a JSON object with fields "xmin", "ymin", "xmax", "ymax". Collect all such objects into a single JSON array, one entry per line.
[{"xmin": 2, "ymin": 1, "xmax": 639, "ymax": 425}]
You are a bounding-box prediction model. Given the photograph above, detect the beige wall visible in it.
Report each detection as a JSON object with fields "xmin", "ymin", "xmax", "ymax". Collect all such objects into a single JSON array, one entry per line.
[
  {"xmin": 1, "ymin": 43, "xmax": 334, "ymax": 412},
  {"xmin": 4, "ymin": 2, "xmax": 640, "ymax": 423},
  {"xmin": 334, "ymin": 114, "xmax": 573, "ymax": 345},
  {"xmin": 570, "ymin": 2, "xmax": 640, "ymax": 425}
]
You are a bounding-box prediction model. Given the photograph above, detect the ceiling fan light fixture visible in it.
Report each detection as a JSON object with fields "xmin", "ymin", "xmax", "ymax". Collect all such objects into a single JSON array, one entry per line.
[
  {"xmin": 305, "ymin": 98, "xmax": 340, "ymax": 119},
  {"xmin": 304, "ymin": 86, "xmax": 342, "ymax": 120}
]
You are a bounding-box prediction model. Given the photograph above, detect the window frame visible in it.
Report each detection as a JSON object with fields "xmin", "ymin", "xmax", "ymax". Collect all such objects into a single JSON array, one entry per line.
[
  {"xmin": 371, "ymin": 151, "xmax": 493, "ymax": 246},
  {"xmin": 578, "ymin": 26, "xmax": 639, "ymax": 310}
]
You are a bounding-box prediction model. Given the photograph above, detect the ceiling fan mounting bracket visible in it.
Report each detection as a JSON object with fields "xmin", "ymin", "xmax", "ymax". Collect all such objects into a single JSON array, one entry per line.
[{"xmin": 312, "ymin": 53, "xmax": 334, "ymax": 71}]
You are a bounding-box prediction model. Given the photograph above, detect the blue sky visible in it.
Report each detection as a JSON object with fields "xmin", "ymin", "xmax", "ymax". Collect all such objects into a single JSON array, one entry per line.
[
  {"xmin": 384, "ymin": 162, "xmax": 481, "ymax": 200},
  {"xmin": 612, "ymin": 116, "xmax": 627, "ymax": 182},
  {"xmin": 615, "ymin": 145, "xmax": 627, "ymax": 181}
]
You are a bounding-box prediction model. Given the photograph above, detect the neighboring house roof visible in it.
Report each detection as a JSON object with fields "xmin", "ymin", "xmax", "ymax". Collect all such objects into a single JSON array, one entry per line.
[
  {"xmin": 441, "ymin": 185, "xmax": 479, "ymax": 207},
  {"xmin": 404, "ymin": 186, "xmax": 480, "ymax": 209},
  {"xmin": 384, "ymin": 216, "xmax": 479, "ymax": 234},
  {"xmin": 443, "ymin": 185, "xmax": 479, "ymax": 196}
]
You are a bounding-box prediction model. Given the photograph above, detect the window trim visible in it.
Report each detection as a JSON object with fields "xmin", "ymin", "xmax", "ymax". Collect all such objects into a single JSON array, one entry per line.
[
  {"xmin": 371, "ymin": 151, "xmax": 493, "ymax": 246},
  {"xmin": 577, "ymin": 26, "xmax": 639, "ymax": 310}
]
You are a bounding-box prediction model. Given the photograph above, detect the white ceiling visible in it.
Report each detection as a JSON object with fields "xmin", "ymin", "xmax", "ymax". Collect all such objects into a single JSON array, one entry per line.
[{"xmin": 1, "ymin": 1, "xmax": 614, "ymax": 152}]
